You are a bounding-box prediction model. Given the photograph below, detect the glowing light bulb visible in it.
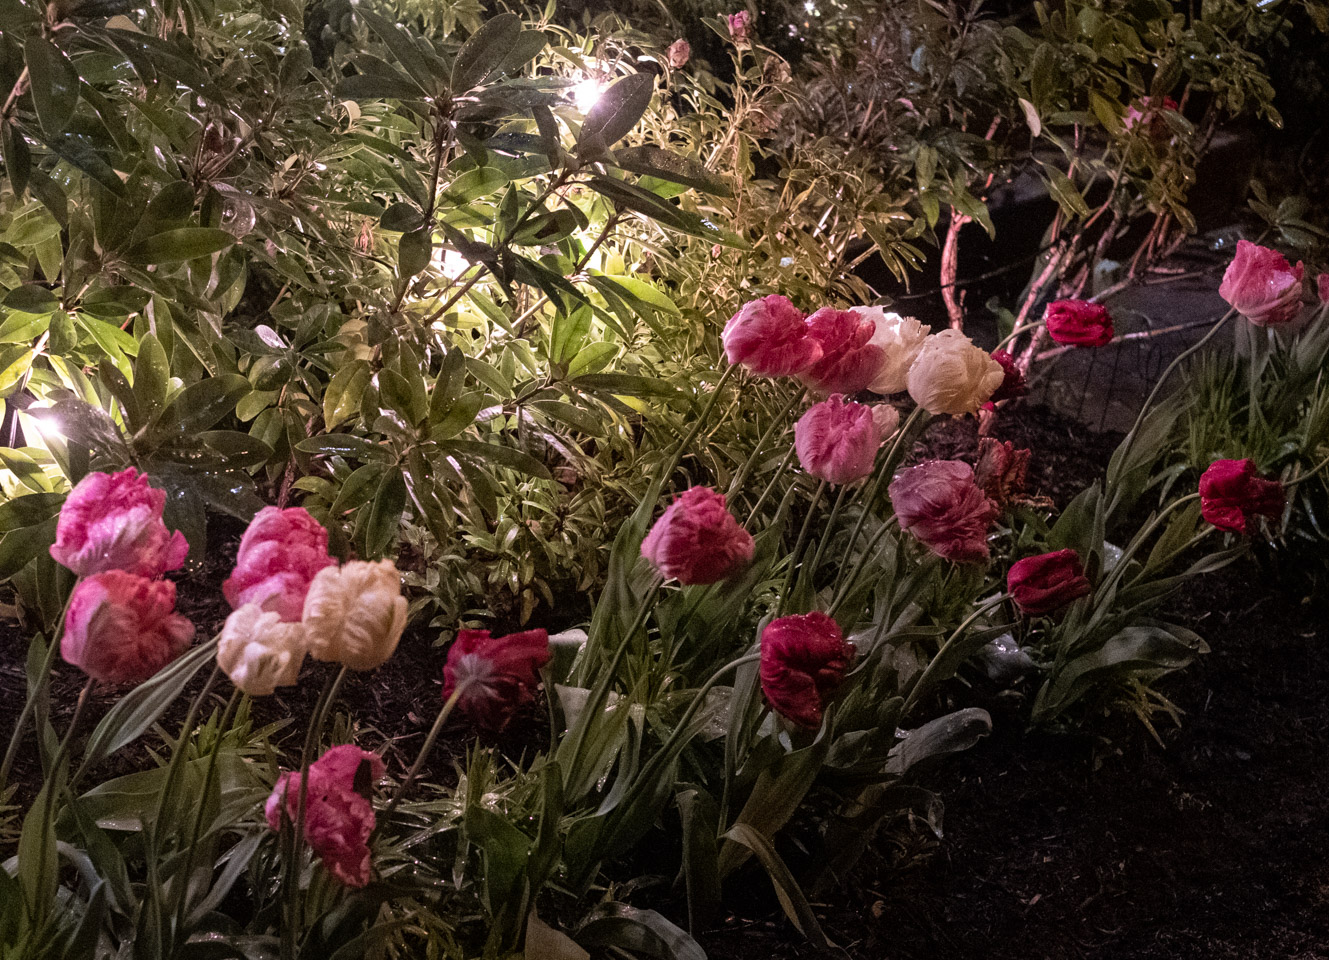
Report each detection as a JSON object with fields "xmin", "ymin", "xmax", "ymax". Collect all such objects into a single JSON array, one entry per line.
[{"xmin": 573, "ymin": 76, "xmax": 606, "ymax": 114}]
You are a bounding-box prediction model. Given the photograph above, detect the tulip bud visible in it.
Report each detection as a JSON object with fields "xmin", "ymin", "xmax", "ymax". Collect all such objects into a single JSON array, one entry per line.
[
  {"xmin": 218, "ymin": 603, "xmax": 308, "ymax": 696},
  {"xmin": 1008, "ymin": 549, "xmax": 1091, "ymax": 616},
  {"xmin": 443, "ymin": 628, "xmax": 551, "ymax": 730},
  {"xmin": 723, "ymin": 295, "xmax": 820, "ymax": 377},
  {"xmin": 794, "ymin": 395, "xmax": 898, "ymax": 485},
  {"xmin": 854, "ymin": 306, "xmax": 930, "ymax": 396},
  {"xmin": 1044, "ymin": 300, "xmax": 1114, "ymax": 347},
  {"xmin": 1219, "ymin": 240, "xmax": 1305, "ymax": 327},
  {"xmin": 760, "ymin": 611, "xmax": 855, "ymax": 729},
  {"xmin": 889, "ymin": 460, "xmax": 999, "ymax": 563},
  {"xmin": 224, "ymin": 507, "xmax": 336, "ymax": 622},
  {"xmin": 906, "ymin": 330, "xmax": 1005, "ymax": 415},
  {"xmin": 641, "ymin": 487, "xmax": 754, "ymax": 585}
]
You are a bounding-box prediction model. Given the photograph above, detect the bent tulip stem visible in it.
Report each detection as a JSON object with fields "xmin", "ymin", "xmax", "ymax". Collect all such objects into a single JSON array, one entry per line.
[
  {"xmin": 829, "ymin": 515, "xmax": 900, "ymax": 617},
  {"xmin": 381, "ymin": 684, "xmax": 465, "ymax": 822},
  {"xmin": 1100, "ymin": 493, "xmax": 1201, "ymax": 598},
  {"xmin": 840, "ymin": 407, "xmax": 928, "ymax": 560},
  {"xmin": 662, "ymin": 364, "xmax": 738, "ymax": 485},
  {"xmin": 1287, "ymin": 453, "xmax": 1329, "ymax": 487},
  {"xmin": 806, "ymin": 482, "xmax": 853, "ymax": 587},
  {"xmin": 743, "ymin": 444, "xmax": 798, "ymax": 528}
]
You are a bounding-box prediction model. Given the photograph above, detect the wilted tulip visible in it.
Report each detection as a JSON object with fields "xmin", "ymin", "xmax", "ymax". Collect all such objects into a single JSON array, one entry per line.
[
  {"xmin": 303, "ymin": 560, "xmax": 408, "ymax": 671},
  {"xmin": 906, "ymin": 330, "xmax": 1005, "ymax": 415},
  {"xmin": 889, "ymin": 460, "xmax": 999, "ymax": 563},
  {"xmin": 641, "ymin": 486, "xmax": 754, "ymax": 585},
  {"xmin": 224, "ymin": 507, "xmax": 336, "ymax": 623},
  {"xmin": 988, "ymin": 349, "xmax": 1027, "ymax": 403},
  {"xmin": 50, "ymin": 469, "xmax": 188, "ymax": 578},
  {"xmin": 1199, "ymin": 459, "xmax": 1285, "ymax": 535},
  {"xmin": 1045, "ymin": 299, "xmax": 1114, "ymax": 347},
  {"xmin": 794, "ymin": 395, "xmax": 898, "ymax": 485},
  {"xmin": 218, "ymin": 603, "xmax": 308, "ymax": 696},
  {"xmin": 62, "ymin": 571, "xmax": 195, "ymax": 684},
  {"xmin": 1219, "ymin": 240, "xmax": 1305, "ymax": 327},
  {"xmin": 760, "ymin": 611, "xmax": 855, "ymax": 729},
  {"xmin": 726, "ymin": 10, "xmax": 752, "ymax": 44},
  {"xmin": 1008, "ymin": 549, "xmax": 1092, "ymax": 616},
  {"xmin": 973, "ymin": 438, "xmax": 1030, "ymax": 505},
  {"xmin": 266, "ymin": 744, "xmax": 385, "ymax": 888},
  {"xmin": 443, "ymin": 628, "xmax": 551, "ymax": 730}
]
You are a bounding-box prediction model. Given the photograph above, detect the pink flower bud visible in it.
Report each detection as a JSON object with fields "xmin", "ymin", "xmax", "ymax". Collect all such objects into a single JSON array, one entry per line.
[
  {"xmin": 224, "ymin": 507, "xmax": 337, "ymax": 622},
  {"xmin": 443, "ymin": 628, "xmax": 551, "ymax": 730},
  {"xmin": 1008, "ymin": 549, "xmax": 1091, "ymax": 616},
  {"xmin": 1199, "ymin": 459, "xmax": 1284, "ymax": 534},
  {"xmin": 760, "ymin": 611, "xmax": 855, "ymax": 729},
  {"xmin": 1045, "ymin": 300, "xmax": 1114, "ymax": 347},
  {"xmin": 641, "ymin": 486, "xmax": 754, "ymax": 585},
  {"xmin": 50, "ymin": 469, "xmax": 188, "ymax": 578},
  {"xmin": 1219, "ymin": 240, "xmax": 1305, "ymax": 327},
  {"xmin": 889, "ymin": 460, "xmax": 999, "ymax": 563},
  {"xmin": 62, "ymin": 571, "xmax": 195, "ymax": 684},
  {"xmin": 799, "ymin": 307, "xmax": 885, "ymax": 395},
  {"xmin": 722, "ymin": 295, "xmax": 821, "ymax": 377},
  {"xmin": 794, "ymin": 395, "xmax": 898, "ymax": 485},
  {"xmin": 265, "ymin": 744, "xmax": 385, "ymax": 888},
  {"xmin": 667, "ymin": 39, "xmax": 691, "ymax": 69},
  {"xmin": 726, "ymin": 10, "xmax": 752, "ymax": 44},
  {"xmin": 1317, "ymin": 272, "xmax": 1329, "ymax": 304}
]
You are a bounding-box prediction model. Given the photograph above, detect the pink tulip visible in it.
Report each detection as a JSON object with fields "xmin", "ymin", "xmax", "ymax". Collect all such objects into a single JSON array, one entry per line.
[
  {"xmin": 889, "ymin": 460, "xmax": 999, "ymax": 563},
  {"xmin": 266, "ymin": 744, "xmax": 385, "ymax": 888},
  {"xmin": 1219, "ymin": 240, "xmax": 1305, "ymax": 327},
  {"xmin": 760, "ymin": 611, "xmax": 855, "ymax": 729},
  {"xmin": 61, "ymin": 571, "xmax": 195, "ymax": 684},
  {"xmin": 794, "ymin": 395, "xmax": 898, "ymax": 485},
  {"xmin": 722, "ymin": 295, "xmax": 821, "ymax": 377},
  {"xmin": 799, "ymin": 307, "xmax": 884, "ymax": 395},
  {"xmin": 726, "ymin": 10, "xmax": 752, "ymax": 43},
  {"xmin": 641, "ymin": 486, "xmax": 754, "ymax": 585},
  {"xmin": 443, "ymin": 628, "xmax": 551, "ymax": 730},
  {"xmin": 1317, "ymin": 273, "xmax": 1328, "ymax": 304},
  {"xmin": 49, "ymin": 469, "xmax": 188, "ymax": 578},
  {"xmin": 223, "ymin": 507, "xmax": 336, "ymax": 622}
]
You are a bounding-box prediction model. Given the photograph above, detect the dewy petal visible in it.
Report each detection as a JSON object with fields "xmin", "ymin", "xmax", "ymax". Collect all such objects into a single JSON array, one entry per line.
[{"xmin": 50, "ymin": 469, "xmax": 189, "ymax": 577}]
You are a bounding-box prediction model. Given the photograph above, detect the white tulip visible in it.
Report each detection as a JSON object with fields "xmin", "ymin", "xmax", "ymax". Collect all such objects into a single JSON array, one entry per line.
[
  {"xmin": 906, "ymin": 329, "xmax": 1005, "ymax": 416},
  {"xmin": 218, "ymin": 603, "xmax": 308, "ymax": 696},
  {"xmin": 853, "ymin": 306, "xmax": 931, "ymax": 395},
  {"xmin": 303, "ymin": 560, "xmax": 408, "ymax": 671}
]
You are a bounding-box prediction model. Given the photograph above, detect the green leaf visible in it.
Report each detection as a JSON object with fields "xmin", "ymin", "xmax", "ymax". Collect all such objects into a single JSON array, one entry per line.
[
  {"xmin": 448, "ymin": 438, "xmax": 552, "ymax": 480},
  {"xmin": 571, "ymin": 372, "xmax": 677, "ymax": 398},
  {"xmin": 720, "ymin": 824, "xmax": 832, "ymax": 948},
  {"xmin": 550, "ymin": 304, "xmax": 591, "ymax": 364},
  {"xmin": 578, "ymin": 73, "xmax": 655, "ymax": 152},
  {"xmin": 25, "ymin": 36, "xmax": 80, "ymax": 136},
  {"xmin": 359, "ymin": 9, "xmax": 440, "ymax": 96},
  {"xmin": 151, "ymin": 374, "xmax": 249, "ymax": 434},
  {"xmin": 79, "ymin": 638, "xmax": 219, "ymax": 773},
  {"xmin": 2, "ymin": 284, "xmax": 58, "ymax": 314},
  {"xmin": 364, "ymin": 467, "xmax": 407, "ymax": 557},
  {"xmin": 610, "ymin": 146, "xmax": 731, "ymax": 196},
  {"xmin": 0, "ymin": 492, "xmax": 64, "ymax": 531},
  {"xmin": 133, "ymin": 333, "xmax": 170, "ymax": 422},
  {"xmin": 451, "ymin": 14, "xmax": 523, "ymax": 92},
  {"xmin": 565, "ymin": 342, "xmax": 618, "ymax": 378},
  {"xmin": 296, "ymin": 433, "xmax": 392, "ymax": 461},
  {"xmin": 377, "ymin": 367, "xmax": 426, "ymax": 426},
  {"xmin": 575, "ymin": 903, "xmax": 706, "ymax": 960},
  {"xmin": 398, "ymin": 227, "xmax": 431, "ymax": 277},
  {"xmin": 2, "ymin": 123, "xmax": 31, "ymax": 196},
  {"xmin": 123, "ymin": 228, "xmax": 236, "ymax": 265},
  {"xmin": 441, "ymin": 166, "xmax": 510, "ymax": 204},
  {"xmin": 324, "ymin": 360, "xmax": 371, "ymax": 430},
  {"xmin": 380, "ymin": 201, "xmax": 423, "ymax": 232},
  {"xmin": 336, "ymin": 72, "xmax": 425, "ymax": 102}
]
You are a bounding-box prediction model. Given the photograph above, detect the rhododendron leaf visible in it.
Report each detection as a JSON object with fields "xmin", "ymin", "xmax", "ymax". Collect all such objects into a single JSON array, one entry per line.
[
  {"xmin": 152, "ymin": 374, "xmax": 249, "ymax": 435},
  {"xmin": 570, "ymin": 373, "xmax": 677, "ymax": 399},
  {"xmin": 451, "ymin": 13, "xmax": 522, "ymax": 92},
  {"xmin": 124, "ymin": 228, "xmax": 235, "ymax": 265},
  {"xmin": 364, "ymin": 467, "xmax": 407, "ymax": 557},
  {"xmin": 25, "ymin": 36, "xmax": 79, "ymax": 137},
  {"xmin": 610, "ymin": 146, "xmax": 732, "ymax": 197},
  {"xmin": 577, "ymin": 73, "xmax": 654, "ymax": 152},
  {"xmin": 359, "ymin": 9, "xmax": 441, "ymax": 96},
  {"xmin": 0, "ymin": 491, "xmax": 63, "ymax": 531},
  {"xmin": 448, "ymin": 438, "xmax": 552, "ymax": 480}
]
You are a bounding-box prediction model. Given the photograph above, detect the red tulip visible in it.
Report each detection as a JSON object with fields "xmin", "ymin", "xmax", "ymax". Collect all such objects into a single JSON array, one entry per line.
[
  {"xmin": 760, "ymin": 612, "xmax": 855, "ymax": 728},
  {"xmin": 1199, "ymin": 459, "xmax": 1284, "ymax": 534},
  {"xmin": 443, "ymin": 628, "xmax": 551, "ymax": 730},
  {"xmin": 1045, "ymin": 300, "xmax": 1114, "ymax": 347},
  {"xmin": 988, "ymin": 349, "xmax": 1027, "ymax": 402},
  {"xmin": 799, "ymin": 307, "xmax": 884, "ymax": 395},
  {"xmin": 1008, "ymin": 549, "xmax": 1091, "ymax": 616}
]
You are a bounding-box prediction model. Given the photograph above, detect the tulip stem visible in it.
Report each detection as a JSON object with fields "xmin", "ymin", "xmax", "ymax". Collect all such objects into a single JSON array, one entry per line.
[
  {"xmin": 743, "ymin": 444, "xmax": 798, "ymax": 528},
  {"xmin": 804, "ymin": 482, "xmax": 853, "ymax": 590},
  {"xmin": 828, "ymin": 515, "xmax": 900, "ymax": 617},
  {"xmin": 776, "ymin": 480, "xmax": 826, "ymax": 616},
  {"xmin": 1288, "ymin": 453, "xmax": 1329, "ymax": 487},
  {"xmin": 1098, "ymin": 493, "xmax": 1201, "ymax": 600},
  {"xmin": 1, "ymin": 601, "xmax": 73, "ymax": 792},
  {"xmin": 660, "ymin": 364, "xmax": 738, "ymax": 486},
  {"xmin": 381, "ymin": 684, "xmax": 464, "ymax": 822},
  {"xmin": 839, "ymin": 407, "xmax": 928, "ymax": 561},
  {"xmin": 726, "ymin": 385, "xmax": 806, "ymax": 500},
  {"xmin": 900, "ymin": 593, "xmax": 1010, "ymax": 720}
]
